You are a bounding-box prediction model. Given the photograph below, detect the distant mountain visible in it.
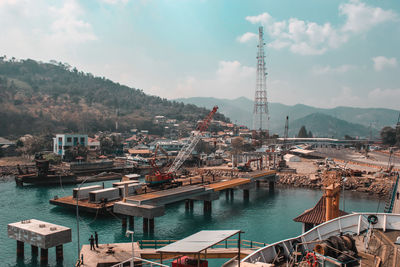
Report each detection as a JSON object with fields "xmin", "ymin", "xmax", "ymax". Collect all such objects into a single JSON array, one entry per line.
[
  {"xmin": 175, "ymin": 97, "xmax": 399, "ymax": 138},
  {"xmin": 0, "ymin": 58, "xmax": 230, "ymax": 137},
  {"xmin": 289, "ymin": 113, "xmax": 373, "ymax": 138}
]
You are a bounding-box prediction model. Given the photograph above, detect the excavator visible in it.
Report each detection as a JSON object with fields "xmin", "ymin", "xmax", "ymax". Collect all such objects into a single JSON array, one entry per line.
[
  {"xmin": 145, "ymin": 106, "xmax": 219, "ymax": 187},
  {"xmin": 237, "ymin": 158, "xmax": 262, "ymax": 172}
]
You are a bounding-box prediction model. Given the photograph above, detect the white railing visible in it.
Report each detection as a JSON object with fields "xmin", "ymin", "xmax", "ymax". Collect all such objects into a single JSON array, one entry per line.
[
  {"xmin": 111, "ymin": 257, "xmax": 169, "ymax": 267},
  {"xmin": 242, "ymin": 213, "xmax": 400, "ymax": 264}
]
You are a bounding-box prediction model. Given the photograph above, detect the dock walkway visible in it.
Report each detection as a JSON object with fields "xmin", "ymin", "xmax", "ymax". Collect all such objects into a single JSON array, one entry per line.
[{"xmin": 79, "ymin": 242, "xmax": 256, "ymax": 267}]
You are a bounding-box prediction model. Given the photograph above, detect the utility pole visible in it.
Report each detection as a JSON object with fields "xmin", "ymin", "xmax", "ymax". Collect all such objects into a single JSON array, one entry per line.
[{"xmin": 253, "ymin": 26, "xmax": 269, "ymax": 137}]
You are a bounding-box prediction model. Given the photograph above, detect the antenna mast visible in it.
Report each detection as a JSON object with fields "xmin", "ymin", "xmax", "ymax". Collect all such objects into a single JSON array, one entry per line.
[{"xmin": 253, "ymin": 26, "xmax": 269, "ymax": 134}]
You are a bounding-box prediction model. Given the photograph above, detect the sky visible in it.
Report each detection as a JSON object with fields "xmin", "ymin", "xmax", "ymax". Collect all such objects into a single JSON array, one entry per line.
[{"xmin": 0, "ymin": 0, "xmax": 399, "ymax": 110}]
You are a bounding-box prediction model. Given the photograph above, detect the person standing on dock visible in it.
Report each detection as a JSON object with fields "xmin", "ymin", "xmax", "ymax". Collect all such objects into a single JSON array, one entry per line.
[
  {"xmin": 95, "ymin": 232, "xmax": 99, "ymax": 248},
  {"xmin": 89, "ymin": 235, "xmax": 95, "ymax": 250}
]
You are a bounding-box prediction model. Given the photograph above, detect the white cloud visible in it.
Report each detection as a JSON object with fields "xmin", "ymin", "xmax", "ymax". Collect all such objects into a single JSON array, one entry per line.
[
  {"xmin": 325, "ymin": 86, "xmax": 400, "ymax": 110},
  {"xmin": 329, "ymin": 87, "xmax": 362, "ymax": 107},
  {"xmin": 47, "ymin": 1, "xmax": 97, "ymax": 44},
  {"xmin": 239, "ymin": 0, "xmax": 396, "ymax": 55},
  {"xmin": 237, "ymin": 32, "xmax": 258, "ymax": 43},
  {"xmin": 245, "ymin": 13, "xmax": 272, "ymax": 25},
  {"xmin": 372, "ymin": 56, "xmax": 397, "ymax": 71},
  {"xmin": 102, "ymin": 0, "xmax": 129, "ymax": 4},
  {"xmin": 367, "ymin": 88, "xmax": 400, "ymax": 109},
  {"xmin": 0, "ymin": 0, "xmax": 96, "ymax": 61},
  {"xmin": 165, "ymin": 60, "xmax": 256, "ymax": 99},
  {"xmin": 340, "ymin": 0, "xmax": 398, "ymax": 33},
  {"xmin": 216, "ymin": 60, "xmax": 255, "ymax": 82},
  {"xmin": 312, "ymin": 64, "xmax": 356, "ymax": 75}
]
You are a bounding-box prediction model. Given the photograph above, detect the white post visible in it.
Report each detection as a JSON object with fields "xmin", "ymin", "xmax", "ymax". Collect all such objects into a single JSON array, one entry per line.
[{"xmin": 126, "ymin": 230, "xmax": 134, "ymax": 267}]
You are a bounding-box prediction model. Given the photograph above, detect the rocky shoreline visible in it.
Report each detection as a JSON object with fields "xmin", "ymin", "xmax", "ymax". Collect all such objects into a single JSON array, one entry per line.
[{"xmin": 277, "ymin": 173, "xmax": 395, "ymax": 197}]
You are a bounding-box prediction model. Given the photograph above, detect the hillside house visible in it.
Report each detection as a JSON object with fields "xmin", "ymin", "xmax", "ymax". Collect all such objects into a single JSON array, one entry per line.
[{"xmin": 53, "ymin": 134, "xmax": 88, "ymax": 157}]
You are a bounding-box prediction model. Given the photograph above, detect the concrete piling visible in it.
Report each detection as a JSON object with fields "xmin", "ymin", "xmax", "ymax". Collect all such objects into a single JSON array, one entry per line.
[
  {"xmin": 129, "ymin": 216, "xmax": 134, "ymax": 229},
  {"xmin": 122, "ymin": 217, "xmax": 127, "ymax": 228},
  {"xmin": 203, "ymin": 200, "xmax": 212, "ymax": 213},
  {"xmin": 269, "ymin": 181, "xmax": 275, "ymax": 192},
  {"xmin": 17, "ymin": 240, "xmax": 24, "ymax": 258},
  {"xmin": 230, "ymin": 189, "xmax": 234, "ymax": 199},
  {"xmin": 189, "ymin": 200, "xmax": 194, "ymax": 210},
  {"xmin": 185, "ymin": 200, "xmax": 189, "ymax": 210},
  {"xmin": 143, "ymin": 218, "xmax": 149, "ymax": 233},
  {"xmin": 243, "ymin": 189, "xmax": 249, "ymax": 201},
  {"xmin": 40, "ymin": 248, "xmax": 48, "ymax": 264},
  {"xmin": 31, "ymin": 245, "xmax": 38, "ymax": 256},
  {"xmin": 149, "ymin": 218, "xmax": 155, "ymax": 233},
  {"xmin": 56, "ymin": 245, "xmax": 63, "ymax": 261}
]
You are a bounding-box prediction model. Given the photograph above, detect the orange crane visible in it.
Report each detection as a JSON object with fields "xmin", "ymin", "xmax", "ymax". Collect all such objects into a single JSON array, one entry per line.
[{"xmin": 145, "ymin": 106, "xmax": 218, "ymax": 187}]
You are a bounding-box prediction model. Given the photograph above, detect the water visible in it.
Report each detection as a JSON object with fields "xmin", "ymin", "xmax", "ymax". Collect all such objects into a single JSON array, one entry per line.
[{"xmin": 0, "ymin": 179, "xmax": 383, "ymax": 266}]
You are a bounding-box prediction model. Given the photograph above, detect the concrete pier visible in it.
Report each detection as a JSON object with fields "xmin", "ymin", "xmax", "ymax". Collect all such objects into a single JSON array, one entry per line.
[
  {"xmin": 17, "ymin": 240, "xmax": 24, "ymax": 258},
  {"xmin": 56, "ymin": 245, "xmax": 63, "ymax": 261},
  {"xmin": 143, "ymin": 218, "xmax": 149, "ymax": 233},
  {"xmin": 149, "ymin": 218, "xmax": 155, "ymax": 232},
  {"xmin": 203, "ymin": 200, "xmax": 212, "ymax": 213},
  {"xmin": 113, "ymin": 170, "xmax": 277, "ymax": 233},
  {"xmin": 121, "ymin": 217, "xmax": 127, "ymax": 228},
  {"xmin": 269, "ymin": 181, "xmax": 275, "ymax": 192},
  {"xmin": 40, "ymin": 248, "xmax": 48, "ymax": 263},
  {"xmin": 8, "ymin": 219, "xmax": 71, "ymax": 264},
  {"xmin": 243, "ymin": 189, "xmax": 249, "ymax": 201},
  {"xmin": 31, "ymin": 245, "xmax": 38, "ymax": 256}
]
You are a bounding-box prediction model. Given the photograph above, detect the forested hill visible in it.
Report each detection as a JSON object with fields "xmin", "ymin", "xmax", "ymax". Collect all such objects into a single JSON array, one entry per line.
[{"xmin": 0, "ymin": 58, "xmax": 229, "ymax": 137}]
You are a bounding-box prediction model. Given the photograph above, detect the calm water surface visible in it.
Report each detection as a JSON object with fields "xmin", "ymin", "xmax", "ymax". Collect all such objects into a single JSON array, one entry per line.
[{"xmin": 0, "ymin": 179, "xmax": 383, "ymax": 266}]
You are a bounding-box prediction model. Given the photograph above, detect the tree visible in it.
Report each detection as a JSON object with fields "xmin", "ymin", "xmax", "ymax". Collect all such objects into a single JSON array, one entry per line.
[
  {"xmin": 308, "ymin": 131, "xmax": 313, "ymax": 138},
  {"xmin": 297, "ymin": 126, "xmax": 308, "ymax": 138},
  {"xmin": 344, "ymin": 135, "xmax": 355, "ymax": 140},
  {"xmin": 380, "ymin": 126, "xmax": 396, "ymax": 146}
]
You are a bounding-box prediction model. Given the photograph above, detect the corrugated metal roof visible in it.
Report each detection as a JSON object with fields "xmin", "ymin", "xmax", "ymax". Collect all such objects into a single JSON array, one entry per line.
[
  {"xmin": 293, "ymin": 196, "xmax": 347, "ymax": 224},
  {"xmin": 156, "ymin": 230, "xmax": 240, "ymax": 253}
]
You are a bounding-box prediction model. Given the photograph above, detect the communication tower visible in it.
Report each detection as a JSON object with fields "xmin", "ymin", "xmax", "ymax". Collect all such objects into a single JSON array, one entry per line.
[{"xmin": 253, "ymin": 26, "xmax": 269, "ymax": 133}]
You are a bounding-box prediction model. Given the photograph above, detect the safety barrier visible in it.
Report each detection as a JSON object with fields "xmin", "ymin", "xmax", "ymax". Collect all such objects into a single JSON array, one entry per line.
[{"xmin": 138, "ymin": 239, "xmax": 266, "ymax": 250}]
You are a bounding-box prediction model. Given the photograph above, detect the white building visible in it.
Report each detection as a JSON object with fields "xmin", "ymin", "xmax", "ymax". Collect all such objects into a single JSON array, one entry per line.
[{"xmin": 53, "ymin": 134, "xmax": 88, "ymax": 157}]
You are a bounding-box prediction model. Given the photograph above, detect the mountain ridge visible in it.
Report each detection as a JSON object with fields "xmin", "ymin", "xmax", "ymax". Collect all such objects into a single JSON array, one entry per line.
[{"xmin": 175, "ymin": 97, "xmax": 399, "ymax": 138}]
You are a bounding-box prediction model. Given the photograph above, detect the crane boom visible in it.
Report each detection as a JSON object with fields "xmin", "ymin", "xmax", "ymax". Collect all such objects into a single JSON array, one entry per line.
[{"xmin": 168, "ymin": 106, "xmax": 218, "ymax": 173}]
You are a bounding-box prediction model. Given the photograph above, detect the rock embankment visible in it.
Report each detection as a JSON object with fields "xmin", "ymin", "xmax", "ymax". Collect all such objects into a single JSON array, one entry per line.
[{"xmin": 277, "ymin": 173, "xmax": 395, "ymax": 196}]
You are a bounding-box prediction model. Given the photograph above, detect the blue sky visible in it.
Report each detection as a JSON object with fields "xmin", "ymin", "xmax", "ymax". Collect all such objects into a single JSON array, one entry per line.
[{"xmin": 0, "ymin": 0, "xmax": 399, "ymax": 109}]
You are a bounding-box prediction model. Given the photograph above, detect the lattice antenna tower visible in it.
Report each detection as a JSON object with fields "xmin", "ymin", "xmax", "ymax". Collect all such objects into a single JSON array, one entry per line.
[{"xmin": 253, "ymin": 26, "xmax": 269, "ymax": 133}]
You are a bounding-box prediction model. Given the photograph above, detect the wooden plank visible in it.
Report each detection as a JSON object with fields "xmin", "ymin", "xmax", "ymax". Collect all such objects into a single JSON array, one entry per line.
[{"xmin": 206, "ymin": 178, "xmax": 250, "ymax": 191}]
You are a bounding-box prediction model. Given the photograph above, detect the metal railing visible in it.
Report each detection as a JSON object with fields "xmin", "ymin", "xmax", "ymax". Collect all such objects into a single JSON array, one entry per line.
[
  {"xmin": 111, "ymin": 257, "xmax": 168, "ymax": 267},
  {"xmin": 138, "ymin": 239, "xmax": 266, "ymax": 250},
  {"xmin": 385, "ymin": 173, "xmax": 399, "ymax": 213}
]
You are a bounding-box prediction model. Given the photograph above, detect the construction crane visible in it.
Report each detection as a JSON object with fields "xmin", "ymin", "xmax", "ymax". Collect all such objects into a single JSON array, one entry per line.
[
  {"xmin": 145, "ymin": 106, "xmax": 219, "ymax": 187},
  {"xmin": 283, "ymin": 115, "xmax": 289, "ymax": 152},
  {"xmin": 168, "ymin": 106, "xmax": 218, "ymax": 173}
]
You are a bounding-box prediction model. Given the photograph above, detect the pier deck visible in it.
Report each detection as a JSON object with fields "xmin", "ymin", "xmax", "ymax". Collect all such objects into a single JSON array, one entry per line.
[
  {"xmin": 79, "ymin": 242, "xmax": 255, "ymax": 267},
  {"xmin": 49, "ymin": 196, "xmax": 115, "ymax": 214}
]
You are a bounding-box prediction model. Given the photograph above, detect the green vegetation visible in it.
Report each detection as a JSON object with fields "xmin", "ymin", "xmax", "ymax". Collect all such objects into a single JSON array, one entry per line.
[
  {"xmin": 380, "ymin": 126, "xmax": 399, "ymax": 146},
  {"xmin": 0, "ymin": 58, "xmax": 229, "ymax": 137}
]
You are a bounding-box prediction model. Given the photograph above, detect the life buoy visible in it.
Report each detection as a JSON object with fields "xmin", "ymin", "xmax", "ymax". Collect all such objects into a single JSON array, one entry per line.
[
  {"xmin": 306, "ymin": 252, "xmax": 317, "ymax": 267},
  {"xmin": 367, "ymin": 215, "xmax": 378, "ymax": 225}
]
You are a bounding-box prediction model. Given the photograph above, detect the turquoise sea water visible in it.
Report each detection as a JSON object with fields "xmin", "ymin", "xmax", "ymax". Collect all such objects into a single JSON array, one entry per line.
[{"xmin": 0, "ymin": 179, "xmax": 383, "ymax": 266}]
